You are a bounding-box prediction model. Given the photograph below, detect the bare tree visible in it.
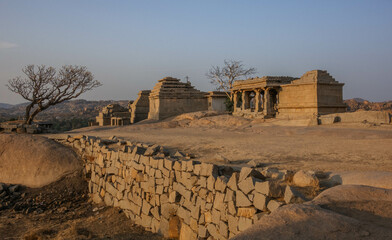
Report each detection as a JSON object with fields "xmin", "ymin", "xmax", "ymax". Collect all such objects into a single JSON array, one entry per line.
[
  {"xmin": 7, "ymin": 65, "xmax": 101, "ymax": 125},
  {"xmin": 206, "ymin": 60, "xmax": 256, "ymax": 100}
]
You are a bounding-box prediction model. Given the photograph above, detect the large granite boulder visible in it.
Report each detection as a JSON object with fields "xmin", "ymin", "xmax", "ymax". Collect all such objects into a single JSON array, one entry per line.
[{"xmin": 0, "ymin": 134, "xmax": 81, "ymax": 187}]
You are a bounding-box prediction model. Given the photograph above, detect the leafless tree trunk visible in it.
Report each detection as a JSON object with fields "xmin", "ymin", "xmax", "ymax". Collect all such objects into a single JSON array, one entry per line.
[
  {"xmin": 206, "ymin": 60, "xmax": 256, "ymax": 100},
  {"xmin": 7, "ymin": 65, "xmax": 101, "ymax": 125}
]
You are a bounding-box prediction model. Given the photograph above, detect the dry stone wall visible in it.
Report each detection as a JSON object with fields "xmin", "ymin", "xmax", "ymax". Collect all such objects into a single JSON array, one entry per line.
[{"xmin": 60, "ymin": 135, "xmax": 322, "ymax": 240}]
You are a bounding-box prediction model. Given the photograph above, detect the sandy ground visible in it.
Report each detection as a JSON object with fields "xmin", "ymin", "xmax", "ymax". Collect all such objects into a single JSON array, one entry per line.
[{"xmin": 47, "ymin": 113, "xmax": 392, "ymax": 173}]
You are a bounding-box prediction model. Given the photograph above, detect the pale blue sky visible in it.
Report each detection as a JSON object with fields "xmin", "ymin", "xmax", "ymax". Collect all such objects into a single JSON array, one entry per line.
[{"xmin": 1, "ymin": 0, "xmax": 391, "ymax": 104}]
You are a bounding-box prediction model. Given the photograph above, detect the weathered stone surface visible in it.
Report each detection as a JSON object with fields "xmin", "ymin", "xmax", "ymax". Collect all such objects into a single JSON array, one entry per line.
[
  {"xmin": 198, "ymin": 225, "xmax": 208, "ymax": 238},
  {"xmin": 213, "ymin": 192, "xmax": 225, "ymax": 212},
  {"xmin": 106, "ymin": 166, "xmax": 118, "ymax": 175},
  {"xmin": 141, "ymin": 214, "xmax": 152, "ymax": 228},
  {"xmin": 144, "ymin": 144, "xmax": 160, "ymax": 156},
  {"xmin": 267, "ymin": 199, "xmax": 283, "ymax": 212},
  {"xmin": 151, "ymin": 206, "xmax": 160, "ymax": 220},
  {"xmin": 193, "ymin": 164, "xmax": 201, "ymax": 175},
  {"xmin": 238, "ymin": 177, "xmax": 255, "ymax": 194},
  {"xmin": 219, "ymin": 221, "xmax": 229, "ymax": 239},
  {"xmin": 253, "ymin": 212, "xmax": 268, "ymax": 222},
  {"xmin": 158, "ymin": 218, "xmax": 170, "ymax": 238},
  {"xmin": 198, "ymin": 188, "xmax": 208, "ymax": 198},
  {"xmin": 236, "ymin": 190, "xmax": 252, "ymax": 207},
  {"xmin": 174, "ymin": 151, "xmax": 185, "ymax": 158},
  {"xmin": 237, "ymin": 207, "xmax": 257, "ymax": 218},
  {"xmin": 253, "ymin": 192, "xmax": 268, "ymax": 211},
  {"xmin": 238, "ymin": 217, "xmax": 253, "ymax": 232},
  {"xmin": 239, "ymin": 167, "xmax": 253, "ymax": 183},
  {"xmin": 185, "ymin": 160, "xmax": 194, "ymax": 172},
  {"xmin": 130, "ymin": 201, "xmax": 142, "ymax": 215},
  {"xmin": 293, "ymin": 170, "xmax": 319, "ymax": 187},
  {"xmin": 173, "ymin": 182, "xmax": 191, "ymax": 201},
  {"xmin": 204, "ymin": 211, "xmax": 212, "ymax": 223},
  {"xmin": 119, "ymin": 199, "xmax": 132, "ymax": 210},
  {"xmin": 190, "ymin": 204, "xmax": 200, "ymax": 220},
  {"xmin": 284, "ymin": 185, "xmax": 306, "ymax": 204},
  {"xmin": 151, "ymin": 218, "xmax": 160, "ymax": 233},
  {"xmin": 224, "ymin": 188, "xmax": 235, "ymax": 202},
  {"xmin": 161, "ymin": 203, "xmax": 178, "ymax": 219},
  {"xmin": 164, "ymin": 159, "xmax": 173, "ymax": 170},
  {"xmin": 255, "ymin": 180, "xmax": 284, "ymax": 198},
  {"xmin": 215, "ymin": 175, "xmax": 228, "ymax": 192},
  {"xmin": 106, "ymin": 182, "xmax": 117, "ymax": 196},
  {"xmin": 198, "ymin": 176, "xmax": 207, "ymax": 188},
  {"xmin": 104, "ymin": 194, "xmax": 113, "ymax": 206},
  {"xmin": 200, "ymin": 163, "xmax": 218, "ymax": 177},
  {"xmin": 156, "ymin": 185, "xmax": 164, "ymax": 195},
  {"xmin": 179, "ymin": 223, "xmax": 197, "ymax": 240},
  {"xmin": 228, "ymin": 214, "xmax": 239, "ymax": 234},
  {"xmin": 142, "ymin": 199, "xmax": 152, "ymax": 215},
  {"xmin": 228, "ymin": 200, "xmax": 236, "ymax": 215},
  {"xmin": 177, "ymin": 206, "xmax": 191, "ymax": 225},
  {"xmin": 239, "ymin": 167, "xmax": 265, "ymax": 181},
  {"xmin": 92, "ymin": 193, "xmax": 103, "ymax": 204},
  {"xmin": 183, "ymin": 175, "xmax": 198, "ymax": 190},
  {"xmin": 169, "ymin": 190, "xmax": 179, "ymax": 203},
  {"xmin": 227, "ymin": 172, "xmax": 239, "ymax": 191},
  {"xmin": 207, "ymin": 175, "xmax": 215, "ymax": 191},
  {"xmin": 173, "ymin": 161, "xmax": 182, "ymax": 171},
  {"xmin": 206, "ymin": 223, "xmax": 220, "ymax": 240},
  {"xmin": 190, "ymin": 217, "xmax": 198, "ymax": 232}
]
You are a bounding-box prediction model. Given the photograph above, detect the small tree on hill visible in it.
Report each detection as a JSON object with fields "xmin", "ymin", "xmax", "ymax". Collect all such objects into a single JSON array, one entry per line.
[
  {"xmin": 206, "ymin": 60, "xmax": 256, "ymax": 101},
  {"xmin": 7, "ymin": 65, "xmax": 101, "ymax": 125}
]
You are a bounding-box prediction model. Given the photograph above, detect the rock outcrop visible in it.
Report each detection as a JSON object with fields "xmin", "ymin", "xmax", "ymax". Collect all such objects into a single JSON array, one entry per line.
[{"xmin": 0, "ymin": 134, "xmax": 82, "ymax": 187}]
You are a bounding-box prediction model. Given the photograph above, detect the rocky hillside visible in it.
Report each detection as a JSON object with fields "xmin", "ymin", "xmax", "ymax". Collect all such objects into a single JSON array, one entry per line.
[
  {"xmin": 0, "ymin": 99, "xmax": 129, "ymax": 122},
  {"xmin": 344, "ymin": 98, "xmax": 392, "ymax": 112},
  {"xmin": 0, "ymin": 103, "xmax": 13, "ymax": 109}
]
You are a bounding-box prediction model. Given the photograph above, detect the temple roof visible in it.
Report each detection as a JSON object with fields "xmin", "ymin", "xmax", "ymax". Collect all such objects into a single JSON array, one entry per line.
[
  {"xmin": 232, "ymin": 76, "xmax": 295, "ymax": 91},
  {"xmin": 149, "ymin": 77, "xmax": 206, "ymax": 99},
  {"xmin": 232, "ymin": 70, "xmax": 343, "ymax": 91},
  {"xmin": 291, "ymin": 70, "xmax": 342, "ymax": 85}
]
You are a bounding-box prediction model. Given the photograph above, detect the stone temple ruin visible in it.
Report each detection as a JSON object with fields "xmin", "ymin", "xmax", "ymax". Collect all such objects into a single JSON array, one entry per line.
[
  {"xmin": 93, "ymin": 77, "xmax": 227, "ymax": 126},
  {"xmin": 148, "ymin": 77, "xmax": 208, "ymax": 120},
  {"xmin": 93, "ymin": 70, "xmax": 347, "ymax": 126},
  {"xmin": 232, "ymin": 70, "xmax": 346, "ymax": 119},
  {"xmin": 95, "ymin": 104, "xmax": 131, "ymax": 126}
]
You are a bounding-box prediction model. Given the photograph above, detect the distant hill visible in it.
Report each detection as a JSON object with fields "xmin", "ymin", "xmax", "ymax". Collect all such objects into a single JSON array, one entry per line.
[
  {"xmin": 344, "ymin": 98, "xmax": 392, "ymax": 113},
  {"xmin": 0, "ymin": 103, "xmax": 14, "ymax": 109}
]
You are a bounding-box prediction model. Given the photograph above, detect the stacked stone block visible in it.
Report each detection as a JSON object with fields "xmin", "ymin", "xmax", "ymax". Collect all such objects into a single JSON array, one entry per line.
[{"xmin": 60, "ymin": 135, "xmax": 321, "ymax": 239}]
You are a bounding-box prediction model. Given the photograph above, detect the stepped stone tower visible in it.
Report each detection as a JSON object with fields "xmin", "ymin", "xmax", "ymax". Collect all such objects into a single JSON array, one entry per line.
[
  {"xmin": 278, "ymin": 70, "xmax": 346, "ymax": 118},
  {"xmin": 148, "ymin": 77, "xmax": 208, "ymax": 120}
]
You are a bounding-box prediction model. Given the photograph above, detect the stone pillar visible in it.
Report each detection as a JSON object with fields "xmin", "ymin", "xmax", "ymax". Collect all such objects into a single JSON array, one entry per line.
[
  {"xmin": 263, "ymin": 88, "xmax": 271, "ymax": 116},
  {"xmin": 245, "ymin": 91, "xmax": 251, "ymax": 110},
  {"xmin": 233, "ymin": 91, "xmax": 238, "ymax": 112},
  {"xmin": 241, "ymin": 91, "xmax": 246, "ymax": 110},
  {"xmin": 255, "ymin": 90, "xmax": 261, "ymax": 112}
]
